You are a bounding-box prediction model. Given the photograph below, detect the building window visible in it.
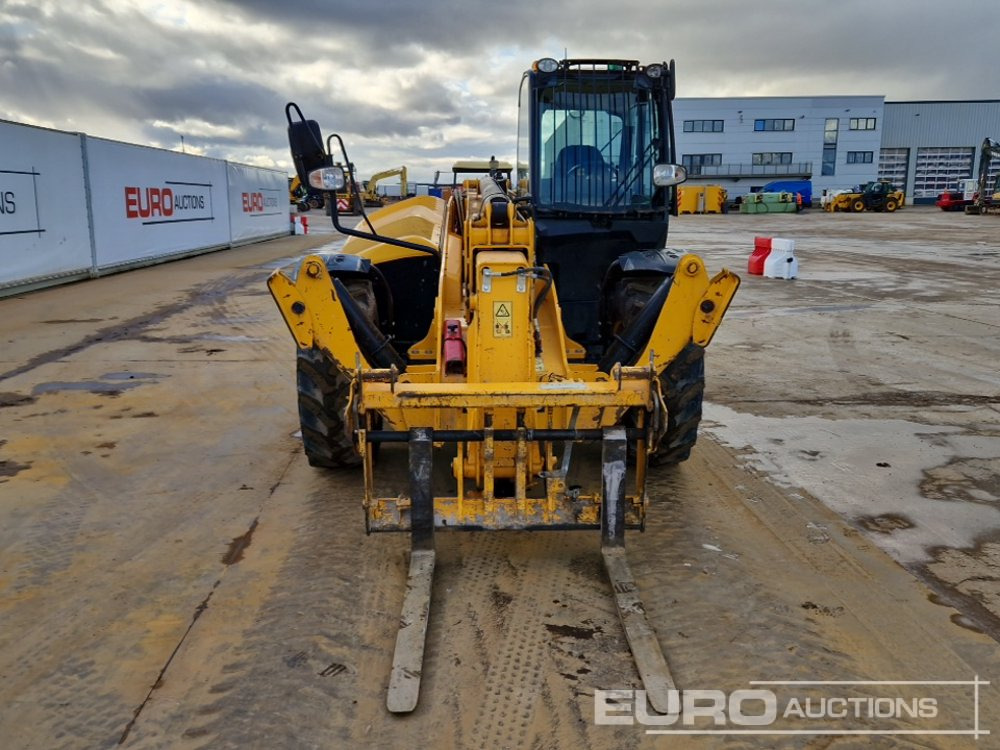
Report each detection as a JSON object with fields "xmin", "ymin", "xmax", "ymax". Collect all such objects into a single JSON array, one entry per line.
[
  {"xmin": 846, "ymin": 151, "xmax": 874, "ymax": 164},
  {"xmin": 682, "ymin": 154, "xmax": 722, "ymax": 174},
  {"xmin": 754, "ymin": 118, "xmax": 795, "ymax": 132},
  {"xmin": 849, "ymin": 117, "xmax": 877, "ymax": 130},
  {"xmin": 683, "ymin": 119, "xmax": 724, "ymax": 133},
  {"xmin": 822, "ymin": 118, "xmax": 839, "ymax": 176},
  {"xmin": 752, "ymin": 152, "xmax": 793, "ymax": 166}
]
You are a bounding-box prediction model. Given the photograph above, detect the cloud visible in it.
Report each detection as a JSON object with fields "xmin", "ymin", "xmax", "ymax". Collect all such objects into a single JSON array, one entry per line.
[{"xmin": 1, "ymin": 0, "xmax": 996, "ymax": 182}]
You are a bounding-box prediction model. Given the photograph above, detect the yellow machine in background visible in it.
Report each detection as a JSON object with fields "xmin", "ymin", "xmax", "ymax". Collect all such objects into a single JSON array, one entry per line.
[
  {"xmin": 677, "ymin": 184, "xmax": 727, "ymax": 214},
  {"xmin": 274, "ymin": 63, "xmax": 739, "ymax": 713},
  {"xmin": 825, "ymin": 180, "xmax": 905, "ymax": 212},
  {"xmin": 359, "ymin": 166, "xmax": 408, "ymax": 207}
]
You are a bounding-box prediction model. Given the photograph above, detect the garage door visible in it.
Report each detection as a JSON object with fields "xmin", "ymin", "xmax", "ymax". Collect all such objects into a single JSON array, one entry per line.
[{"xmin": 913, "ymin": 147, "xmax": 974, "ymax": 199}]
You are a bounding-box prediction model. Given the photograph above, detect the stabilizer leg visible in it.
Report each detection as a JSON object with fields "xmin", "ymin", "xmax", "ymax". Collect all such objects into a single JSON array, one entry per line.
[
  {"xmin": 386, "ymin": 428, "xmax": 435, "ymax": 713},
  {"xmin": 600, "ymin": 427, "xmax": 677, "ymax": 714}
]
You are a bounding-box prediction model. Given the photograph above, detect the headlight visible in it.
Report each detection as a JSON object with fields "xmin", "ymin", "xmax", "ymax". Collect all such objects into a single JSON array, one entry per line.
[
  {"xmin": 308, "ymin": 167, "xmax": 345, "ymax": 191},
  {"xmin": 534, "ymin": 58, "xmax": 559, "ymax": 73},
  {"xmin": 645, "ymin": 64, "xmax": 664, "ymax": 78},
  {"xmin": 653, "ymin": 164, "xmax": 687, "ymax": 187}
]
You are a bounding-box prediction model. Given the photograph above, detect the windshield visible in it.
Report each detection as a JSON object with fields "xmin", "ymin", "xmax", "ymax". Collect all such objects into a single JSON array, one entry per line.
[{"xmin": 533, "ymin": 82, "xmax": 662, "ymax": 211}]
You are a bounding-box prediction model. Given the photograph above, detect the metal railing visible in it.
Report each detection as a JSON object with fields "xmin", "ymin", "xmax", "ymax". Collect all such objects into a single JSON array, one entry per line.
[{"xmin": 685, "ymin": 162, "xmax": 813, "ymax": 179}]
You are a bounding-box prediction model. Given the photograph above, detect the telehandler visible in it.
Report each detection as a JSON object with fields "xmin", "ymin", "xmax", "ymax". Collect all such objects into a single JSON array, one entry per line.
[{"xmin": 269, "ymin": 58, "xmax": 739, "ymax": 713}]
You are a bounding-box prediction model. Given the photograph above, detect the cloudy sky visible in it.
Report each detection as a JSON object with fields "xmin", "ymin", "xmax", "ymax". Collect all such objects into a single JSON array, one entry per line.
[{"xmin": 1, "ymin": 1, "xmax": 994, "ymax": 183}]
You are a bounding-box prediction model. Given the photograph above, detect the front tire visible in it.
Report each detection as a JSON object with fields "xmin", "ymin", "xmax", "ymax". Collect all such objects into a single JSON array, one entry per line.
[
  {"xmin": 650, "ymin": 343, "xmax": 706, "ymax": 466},
  {"xmin": 296, "ymin": 347, "xmax": 361, "ymax": 468}
]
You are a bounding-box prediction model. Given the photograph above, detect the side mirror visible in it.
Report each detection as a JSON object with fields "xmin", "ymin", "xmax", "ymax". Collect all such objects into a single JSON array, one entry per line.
[
  {"xmin": 653, "ymin": 164, "xmax": 688, "ymax": 187},
  {"xmin": 286, "ymin": 103, "xmax": 329, "ymax": 185}
]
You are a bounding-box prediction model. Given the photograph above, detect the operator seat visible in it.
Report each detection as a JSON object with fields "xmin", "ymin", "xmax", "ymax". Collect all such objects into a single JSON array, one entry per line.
[{"xmin": 553, "ymin": 145, "xmax": 607, "ymax": 204}]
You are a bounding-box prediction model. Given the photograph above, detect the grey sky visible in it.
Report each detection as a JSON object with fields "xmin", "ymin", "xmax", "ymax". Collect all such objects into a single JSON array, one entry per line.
[{"xmin": 1, "ymin": 0, "xmax": 994, "ymax": 183}]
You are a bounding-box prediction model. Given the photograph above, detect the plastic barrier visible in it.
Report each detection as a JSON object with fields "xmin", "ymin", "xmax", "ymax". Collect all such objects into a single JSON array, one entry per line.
[
  {"xmin": 748, "ymin": 236, "xmax": 772, "ymax": 275},
  {"xmin": 292, "ymin": 215, "xmax": 309, "ymax": 235},
  {"xmin": 763, "ymin": 238, "xmax": 798, "ymax": 279}
]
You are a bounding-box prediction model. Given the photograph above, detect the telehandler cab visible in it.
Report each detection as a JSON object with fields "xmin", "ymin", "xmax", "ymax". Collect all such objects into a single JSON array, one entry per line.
[{"xmin": 269, "ymin": 58, "xmax": 739, "ymax": 713}]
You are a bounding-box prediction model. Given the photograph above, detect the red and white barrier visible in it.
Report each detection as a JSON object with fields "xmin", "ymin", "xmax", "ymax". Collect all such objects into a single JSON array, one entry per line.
[
  {"xmin": 291, "ymin": 214, "xmax": 310, "ymax": 235},
  {"xmin": 749, "ymin": 236, "xmax": 797, "ymax": 279},
  {"xmin": 748, "ymin": 236, "xmax": 771, "ymax": 275},
  {"xmin": 764, "ymin": 238, "xmax": 798, "ymax": 279}
]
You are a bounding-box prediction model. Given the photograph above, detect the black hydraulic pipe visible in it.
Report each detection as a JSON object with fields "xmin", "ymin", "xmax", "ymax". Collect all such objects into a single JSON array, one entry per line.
[
  {"xmin": 597, "ymin": 275, "xmax": 672, "ymax": 374},
  {"xmin": 332, "ymin": 277, "xmax": 407, "ymax": 371}
]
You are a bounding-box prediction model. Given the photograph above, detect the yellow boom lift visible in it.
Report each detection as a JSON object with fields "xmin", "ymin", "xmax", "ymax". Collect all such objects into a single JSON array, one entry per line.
[{"xmin": 272, "ymin": 60, "xmax": 739, "ymax": 713}]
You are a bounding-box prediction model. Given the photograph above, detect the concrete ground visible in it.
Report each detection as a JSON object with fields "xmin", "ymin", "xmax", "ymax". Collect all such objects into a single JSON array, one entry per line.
[{"xmin": 0, "ymin": 207, "xmax": 997, "ymax": 749}]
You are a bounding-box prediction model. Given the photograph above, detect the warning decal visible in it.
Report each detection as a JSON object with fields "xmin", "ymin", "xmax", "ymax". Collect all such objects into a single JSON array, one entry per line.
[{"xmin": 493, "ymin": 301, "xmax": 512, "ymax": 338}]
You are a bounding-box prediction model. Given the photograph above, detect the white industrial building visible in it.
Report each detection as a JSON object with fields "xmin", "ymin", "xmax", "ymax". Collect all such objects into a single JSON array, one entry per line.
[{"xmin": 674, "ymin": 97, "xmax": 1000, "ymax": 204}]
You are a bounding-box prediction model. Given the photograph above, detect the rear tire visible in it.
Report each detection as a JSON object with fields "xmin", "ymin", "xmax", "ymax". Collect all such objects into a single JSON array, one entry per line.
[
  {"xmin": 650, "ymin": 343, "xmax": 706, "ymax": 466},
  {"xmin": 886, "ymin": 198, "xmax": 898, "ymax": 212},
  {"xmin": 296, "ymin": 347, "xmax": 361, "ymax": 468},
  {"xmin": 852, "ymin": 199, "xmax": 865, "ymax": 212}
]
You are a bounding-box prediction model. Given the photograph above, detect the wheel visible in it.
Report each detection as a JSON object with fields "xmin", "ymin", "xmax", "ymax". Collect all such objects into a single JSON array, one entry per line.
[
  {"xmin": 296, "ymin": 347, "xmax": 361, "ymax": 468},
  {"xmin": 851, "ymin": 199, "xmax": 865, "ymax": 212},
  {"xmin": 885, "ymin": 198, "xmax": 898, "ymax": 212},
  {"xmin": 650, "ymin": 343, "xmax": 705, "ymax": 466}
]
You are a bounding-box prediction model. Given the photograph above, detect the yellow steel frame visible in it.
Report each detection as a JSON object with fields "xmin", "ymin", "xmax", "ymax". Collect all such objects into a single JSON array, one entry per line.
[{"xmin": 269, "ymin": 182, "xmax": 737, "ymax": 531}]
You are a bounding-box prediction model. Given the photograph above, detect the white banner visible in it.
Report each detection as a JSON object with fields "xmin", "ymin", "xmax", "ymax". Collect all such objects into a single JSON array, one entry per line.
[
  {"xmin": 0, "ymin": 121, "xmax": 92, "ymax": 288},
  {"xmin": 226, "ymin": 162, "xmax": 288, "ymax": 244},
  {"xmin": 86, "ymin": 137, "xmax": 231, "ymax": 269}
]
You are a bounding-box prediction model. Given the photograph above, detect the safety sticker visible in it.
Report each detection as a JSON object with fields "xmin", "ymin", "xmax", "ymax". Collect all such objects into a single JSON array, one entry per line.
[{"xmin": 493, "ymin": 301, "xmax": 512, "ymax": 338}]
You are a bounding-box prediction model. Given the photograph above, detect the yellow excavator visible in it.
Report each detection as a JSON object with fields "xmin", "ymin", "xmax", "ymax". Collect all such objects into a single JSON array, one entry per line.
[
  {"xmin": 272, "ymin": 59, "xmax": 739, "ymax": 713},
  {"xmin": 359, "ymin": 166, "xmax": 408, "ymax": 207}
]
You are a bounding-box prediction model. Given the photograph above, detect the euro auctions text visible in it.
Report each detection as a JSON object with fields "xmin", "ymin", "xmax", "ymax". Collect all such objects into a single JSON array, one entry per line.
[{"xmin": 594, "ymin": 677, "xmax": 989, "ymax": 739}]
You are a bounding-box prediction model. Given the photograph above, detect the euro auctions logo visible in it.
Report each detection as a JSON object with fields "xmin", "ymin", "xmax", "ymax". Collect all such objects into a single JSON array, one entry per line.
[
  {"xmin": 124, "ymin": 181, "xmax": 213, "ymax": 225},
  {"xmin": 241, "ymin": 190, "xmax": 280, "ymax": 214},
  {"xmin": 595, "ymin": 677, "xmax": 989, "ymax": 740}
]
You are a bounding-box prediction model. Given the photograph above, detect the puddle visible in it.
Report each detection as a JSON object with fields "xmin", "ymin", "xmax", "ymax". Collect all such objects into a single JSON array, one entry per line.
[
  {"xmin": 101, "ymin": 371, "xmax": 162, "ymax": 381},
  {"xmin": 0, "ymin": 392, "xmax": 37, "ymax": 408},
  {"xmin": 703, "ymin": 402, "xmax": 1000, "ymax": 564},
  {"xmin": 222, "ymin": 518, "xmax": 259, "ymax": 565},
  {"xmin": 32, "ymin": 371, "xmax": 164, "ymax": 396},
  {"xmin": 0, "ymin": 459, "xmax": 32, "ymax": 478},
  {"xmin": 197, "ymin": 334, "xmax": 265, "ymax": 343}
]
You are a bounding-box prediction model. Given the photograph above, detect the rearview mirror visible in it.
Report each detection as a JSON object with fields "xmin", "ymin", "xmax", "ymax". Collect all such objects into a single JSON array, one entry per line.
[{"xmin": 287, "ymin": 112, "xmax": 328, "ymax": 184}]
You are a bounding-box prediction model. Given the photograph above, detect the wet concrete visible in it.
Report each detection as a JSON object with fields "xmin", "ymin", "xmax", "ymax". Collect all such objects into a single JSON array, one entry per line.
[
  {"xmin": 1, "ymin": 213, "xmax": 999, "ymax": 748},
  {"xmin": 692, "ymin": 207, "xmax": 1000, "ymax": 636}
]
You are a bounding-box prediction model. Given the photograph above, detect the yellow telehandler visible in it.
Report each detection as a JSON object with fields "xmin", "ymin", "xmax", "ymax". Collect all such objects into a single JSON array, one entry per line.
[{"xmin": 271, "ymin": 59, "xmax": 739, "ymax": 713}]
